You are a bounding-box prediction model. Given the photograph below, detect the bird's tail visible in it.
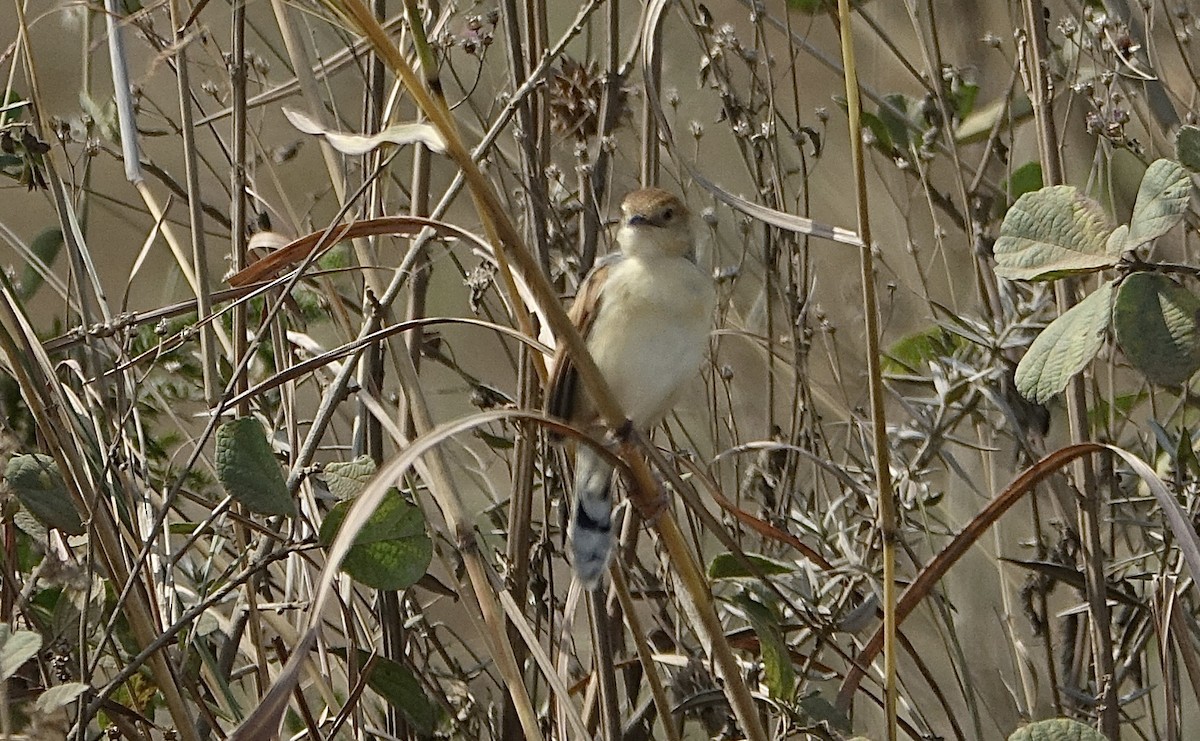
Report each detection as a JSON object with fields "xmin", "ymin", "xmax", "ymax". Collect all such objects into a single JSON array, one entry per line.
[{"xmin": 569, "ymin": 445, "xmax": 616, "ymax": 588}]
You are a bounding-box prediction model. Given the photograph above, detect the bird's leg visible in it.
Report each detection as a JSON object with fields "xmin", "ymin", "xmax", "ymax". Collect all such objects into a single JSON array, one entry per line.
[
  {"xmin": 608, "ymin": 423, "xmax": 671, "ymax": 522},
  {"xmin": 626, "ymin": 464, "xmax": 670, "ymax": 522}
]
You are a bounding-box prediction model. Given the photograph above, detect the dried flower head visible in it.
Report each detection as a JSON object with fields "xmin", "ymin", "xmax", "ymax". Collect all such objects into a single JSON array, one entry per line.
[{"xmin": 548, "ymin": 57, "xmax": 626, "ymax": 140}]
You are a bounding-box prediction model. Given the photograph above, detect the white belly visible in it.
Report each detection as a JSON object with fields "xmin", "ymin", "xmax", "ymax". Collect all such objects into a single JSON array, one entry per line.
[{"xmin": 586, "ymin": 255, "xmax": 715, "ymax": 428}]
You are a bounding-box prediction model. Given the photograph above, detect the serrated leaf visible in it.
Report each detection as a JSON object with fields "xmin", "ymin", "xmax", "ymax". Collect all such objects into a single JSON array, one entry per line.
[
  {"xmin": 322, "ymin": 456, "xmax": 377, "ymax": 500},
  {"xmin": 994, "ymin": 186, "xmax": 1115, "ymax": 280},
  {"xmin": 4, "ymin": 454, "xmax": 84, "ymax": 535},
  {"xmin": 35, "ymin": 682, "xmax": 89, "ymax": 713},
  {"xmin": 283, "ymin": 107, "xmax": 447, "ymax": 155},
  {"xmin": 1177, "ymin": 125, "xmax": 1200, "ymax": 172},
  {"xmin": 318, "ymin": 488, "xmax": 431, "ymax": 591},
  {"xmin": 1015, "ymin": 281, "xmax": 1114, "ymax": 403},
  {"xmin": 17, "ymin": 227, "xmax": 63, "ymax": 301},
  {"xmin": 1114, "ymin": 272, "xmax": 1200, "ymax": 386},
  {"xmin": 1125, "ymin": 159, "xmax": 1191, "ymax": 249},
  {"xmin": 0, "ymin": 624, "xmax": 43, "ymax": 680},
  {"xmin": 336, "ymin": 649, "xmax": 440, "ymax": 735},
  {"xmin": 1008, "ymin": 717, "xmax": 1106, "ymax": 741},
  {"xmin": 735, "ymin": 593, "xmax": 794, "ymax": 700},
  {"xmin": 708, "ymin": 553, "xmax": 794, "ymax": 580},
  {"xmin": 215, "ymin": 418, "xmax": 295, "ymax": 517}
]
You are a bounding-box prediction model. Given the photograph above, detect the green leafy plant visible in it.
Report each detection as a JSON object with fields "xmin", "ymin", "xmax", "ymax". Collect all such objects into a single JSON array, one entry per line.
[{"xmin": 997, "ymin": 153, "xmax": 1199, "ymax": 402}]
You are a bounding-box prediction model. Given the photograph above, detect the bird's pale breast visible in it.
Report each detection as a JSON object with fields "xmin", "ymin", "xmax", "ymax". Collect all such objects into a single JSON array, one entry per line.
[{"xmin": 585, "ymin": 254, "xmax": 715, "ymax": 428}]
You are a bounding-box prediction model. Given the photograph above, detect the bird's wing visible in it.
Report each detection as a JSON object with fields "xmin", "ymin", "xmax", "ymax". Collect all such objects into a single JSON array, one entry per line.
[{"xmin": 545, "ymin": 255, "xmax": 621, "ymax": 424}]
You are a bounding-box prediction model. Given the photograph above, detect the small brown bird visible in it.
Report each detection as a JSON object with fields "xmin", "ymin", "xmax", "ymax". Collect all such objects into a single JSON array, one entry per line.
[{"xmin": 546, "ymin": 188, "xmax": 716, "ymax": 587}]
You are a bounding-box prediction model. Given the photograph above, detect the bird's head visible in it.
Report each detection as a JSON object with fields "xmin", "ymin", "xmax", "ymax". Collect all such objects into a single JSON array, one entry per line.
[{"xmin": 616, "ymin": 188, "xmax": 695, "ymax": 260}]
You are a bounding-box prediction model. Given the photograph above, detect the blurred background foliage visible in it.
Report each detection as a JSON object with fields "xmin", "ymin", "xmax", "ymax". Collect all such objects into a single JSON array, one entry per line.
[{"xmin": 3, "ymin": 0, "xmax": 1200, "ymax": 739}]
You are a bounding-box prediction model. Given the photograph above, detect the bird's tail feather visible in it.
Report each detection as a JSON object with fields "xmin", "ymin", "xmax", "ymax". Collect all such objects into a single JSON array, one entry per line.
[{"xmin": 569, "ymin": 445, "xmax": 615, "ymax": 588}]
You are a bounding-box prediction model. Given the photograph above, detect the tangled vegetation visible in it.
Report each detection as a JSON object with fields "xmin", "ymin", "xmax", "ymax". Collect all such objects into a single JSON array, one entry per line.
[{"xmin": 3, "ymin": 1, "xmax": 1200, "ymax": 739}]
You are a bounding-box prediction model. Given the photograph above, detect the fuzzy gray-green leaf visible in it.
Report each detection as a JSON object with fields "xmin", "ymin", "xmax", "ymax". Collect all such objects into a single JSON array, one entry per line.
[
  {"xmin": 1114, "ymin": 272, "xmax": 1200, "ymax": 386},
  {"xmin": 1015, "ymin": 281, "xmax": 1114, "ymax": 403},
  {"xmin": 1177, "ymin": 125, "xmax": 1200, "ymax": 172},
  {"xmin": 322, "ymin": 455, "xmax": 377, "ymax": 500},
  {"xmin": 994, "ymin": 186, "xmax": 1115, "ymax": 280},
  {"xmin": 1125, "ymin": 159, "xmax": 1191, "ymax": 249},
  {"xmin": 0, "ymin": 624, "xmax": 42, "ymax": 681},
  {"xmin": 215, "ymin": 418, "xmax": 295, "ymax": 517},
  {"xmin": 1008, "ymin": 717, "xmax": 1106, "ymax": 741},
  {"xmin": 318, "ymin": 488, "xmax": 432, "ymax": 591},
  {"xmin": 4, "ymin": 454, "xmax": 84, "ymax": 535}
]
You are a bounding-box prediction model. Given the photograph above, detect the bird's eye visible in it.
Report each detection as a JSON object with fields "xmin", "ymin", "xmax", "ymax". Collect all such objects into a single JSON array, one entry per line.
[{"xmin": 662, "ymin": 208, "xmax": 674, "ymax": 221}]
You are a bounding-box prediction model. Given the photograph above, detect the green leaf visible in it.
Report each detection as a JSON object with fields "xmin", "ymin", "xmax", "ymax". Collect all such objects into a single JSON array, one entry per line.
[
  {"xmin": 708, "ymin": 553, "xmax": 794, "ymax": 580},
  {"xmin": 1176, "ymin": 124, "xmax": 1200, "ymax": 172},
  {"xmin": 1001, "ymin": 162, "xmax": 1044, "ymax": 205},
  {"xmin": 994, "ymin": 186, "xmax": 1116, "ymax": 281},
  {"xmin": 1087, "ymin": 391, "xmax": 1147, "ymax": 432},
  {"xmin": 1125, "ymin": 159, "xmax": 1191, "ymax": 249},
  {"xmin": 214, "ymin": 418, "xmax": 295, "ymax": 517},
  {"xmin": 318, "ymin": 488, "xmax": 432, "ymax": 591},
  {"xmin": 78, "ymin": 93, "xmax": 119, "ymax": 143},
  {"xmin": 1178, "ymin": 426, "xmax": 1200, "ymax": 478},
  {"xmin": 17, "ymin": 227, "xmax": 63, "ymax": 301},
  {"xmin": 877, "ymin": 93, "xmax": 923, "ymax": 151},
  {"xmin": 0, "ymin": 624, "xmax": 42, "ymax": 681},
  {"xmin": 882, "ymin": 328, "xmax": 963, "ymax": 375},
  {"xmin": 35, "ymin": 682, "xmax": 89, "ymax": 713},
  {"xmin": 0, "ymin": 95, "xmax": 30, "ymax": 119},
  {"xmin": 1114, "ymin": 272, "xmax": 1200, "ymax": 386},
  {"xmin": 1105, "ymin": 224, "xmax": 1129, "ymax": 257},
  {"xmin": 834, "ymin": 96, "xmax": 892, "ymax": 152},
  {"xmin": 336, "ymin": 649, "xmax": 440, "ymax": 735},
  {"xmin": 785, "ymin": 0, "xmax": 828, "ymax": 12},
  {"xmin": 474, "ymin": 429, "xmax": 513, "ymax": 450},
  {"xmin": 321, "ymin": 456, "xmax": 377, "ymax": 500},
  {"xmin": 786, "ymin": 0, "xmax": 869, "ymax": 14},
  {"xmin": 4, "ymin": 454, "xmax": 84, "ymax": 535},
  {"xmin": 799, "ymin": 692, "xmax": 852, "ymax": 732},
  {"xmin": 735, "ymin": 593, "xmax": 794, "ymax": 700},
  {"xmin": 13, "ymin": 507, "xmax": 47, "ymax": 541},
  {"xmin": 956, "ymin": 94, "xmax": 1033, "ymax": 145},
  {"xmin": 1015, "ymin": 281, "xmax": 1114, "ymax": 403},
  {"xmin": 952, "ymin": 81, "xmax": 979, "ymax": 121},
  {"xmin": 1008, "ymin": 717, "xmax": 1106, "ymax": 741}
]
